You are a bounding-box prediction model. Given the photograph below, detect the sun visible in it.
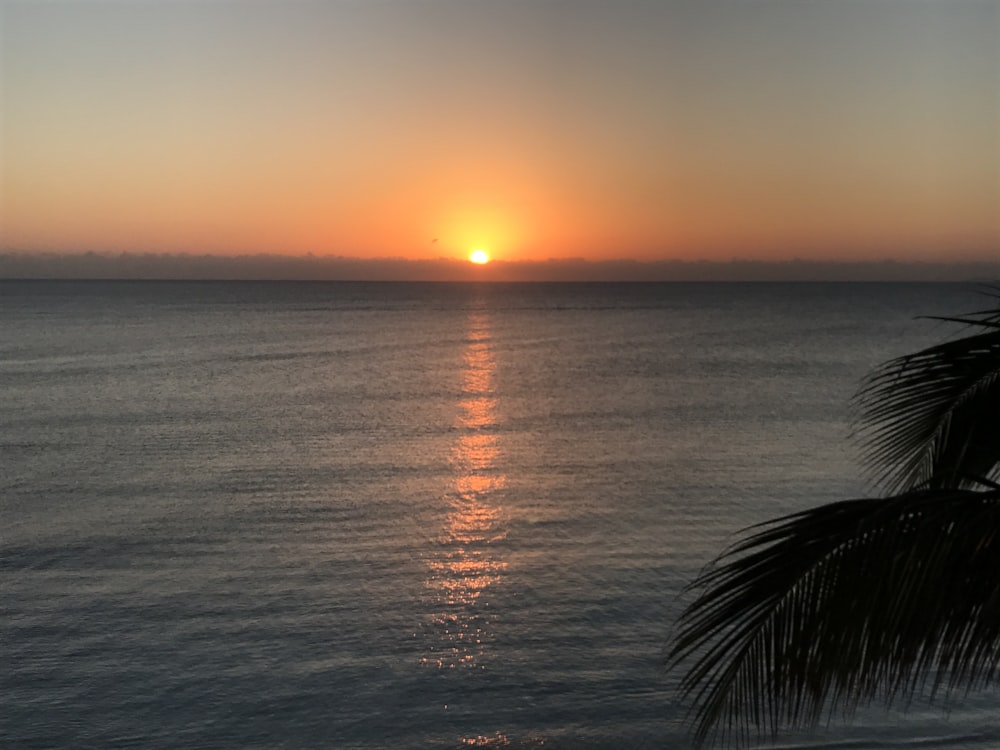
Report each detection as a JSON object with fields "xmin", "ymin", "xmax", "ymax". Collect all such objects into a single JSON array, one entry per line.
[{"xmin": 469, "ymin": 249, "xmax": 490, "ymax": 265}]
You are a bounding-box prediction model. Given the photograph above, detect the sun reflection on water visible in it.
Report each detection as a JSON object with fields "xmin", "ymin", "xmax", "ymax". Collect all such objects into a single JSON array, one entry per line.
[
  {"xmin": 423, "ymin": 311, "xmax": 508, "ymax": 671},
  {"xmin": 460, "ymin": 732, "xmax": 511, "ymax": 746}
]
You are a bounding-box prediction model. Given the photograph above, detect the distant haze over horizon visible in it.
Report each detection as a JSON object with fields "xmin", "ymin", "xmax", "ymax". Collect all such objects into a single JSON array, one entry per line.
[
  {"xmin": 2, "ymin": 1, "xmax": 997, "ymax": 266},
  {"xmin": 1, "ymin": 251, "xmax": 997, "ymax": 283}
]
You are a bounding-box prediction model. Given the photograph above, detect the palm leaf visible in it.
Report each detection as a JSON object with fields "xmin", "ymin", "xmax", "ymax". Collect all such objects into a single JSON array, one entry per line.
[
  {"xmin": 668, "ymin": 485, "xmax": 1000, "ymax": 748},
  {"xmin": 855, "ymin": 291, "xmax": 1000, "ymax": 492}
]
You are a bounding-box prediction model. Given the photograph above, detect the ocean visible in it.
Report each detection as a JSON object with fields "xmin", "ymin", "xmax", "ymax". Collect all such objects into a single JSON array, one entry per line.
[{"xmin": 3, "ymin": 280, "xmax": 998, "ymax": 749}]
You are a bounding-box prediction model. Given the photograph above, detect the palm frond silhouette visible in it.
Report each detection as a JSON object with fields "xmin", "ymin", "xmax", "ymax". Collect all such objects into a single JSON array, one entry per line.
[
  {"xmin": 859, "ymin": 292, "xmax": 1000, "ymax": 492},
  {"xmin": 669, "ymin": 288, "xmax": 1000, "ymax": 747}
]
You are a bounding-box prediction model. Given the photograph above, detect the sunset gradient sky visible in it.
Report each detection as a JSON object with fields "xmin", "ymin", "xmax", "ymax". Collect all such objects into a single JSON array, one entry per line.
[{"xmin": 2, "ymin": 0, "xmax": 998, "ymax": 267}]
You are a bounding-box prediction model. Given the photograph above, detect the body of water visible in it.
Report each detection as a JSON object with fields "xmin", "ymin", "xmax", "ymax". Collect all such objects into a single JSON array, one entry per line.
[{"xmin": 3, "ymin": 281, "xmax": 998, "ymax": 749}]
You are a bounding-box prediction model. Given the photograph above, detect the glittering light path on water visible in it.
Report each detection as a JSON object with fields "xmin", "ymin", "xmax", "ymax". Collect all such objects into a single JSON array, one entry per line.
[{"xmin": 424, "ymin": 310, "xmax": 508, "ymax": 672}]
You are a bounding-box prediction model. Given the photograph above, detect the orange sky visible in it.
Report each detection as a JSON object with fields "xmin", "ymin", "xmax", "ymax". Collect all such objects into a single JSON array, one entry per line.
[{"xmin": 2, "ymin": 1, "xmax": 998, "ymax": 268}]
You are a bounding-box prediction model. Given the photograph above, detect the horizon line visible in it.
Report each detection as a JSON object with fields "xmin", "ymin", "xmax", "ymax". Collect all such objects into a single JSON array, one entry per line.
[{"xmin": 1, "ymin": 251, "xmax": 996, "ymax": 283}]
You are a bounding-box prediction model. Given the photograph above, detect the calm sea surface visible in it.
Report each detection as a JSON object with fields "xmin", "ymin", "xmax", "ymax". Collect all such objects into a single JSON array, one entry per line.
[{"xmin": 3, "ymin": 281, "xmax": 998, "ymax": 749}]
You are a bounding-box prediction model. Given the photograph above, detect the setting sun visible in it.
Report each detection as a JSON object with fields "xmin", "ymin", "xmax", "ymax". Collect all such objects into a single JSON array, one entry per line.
[{"xmin": 469, "ymin": 250, "xmax": 490, "ymax": 265}]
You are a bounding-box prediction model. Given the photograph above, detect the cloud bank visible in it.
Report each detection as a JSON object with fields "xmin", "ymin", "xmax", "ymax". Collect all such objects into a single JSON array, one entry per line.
[{"xmin": 0, "ymin": 252, "xmax": 997, "ymax": 282}]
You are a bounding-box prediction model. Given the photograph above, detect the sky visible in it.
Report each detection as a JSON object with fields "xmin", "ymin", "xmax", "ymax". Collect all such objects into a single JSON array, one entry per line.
[{"xmin": 2, "ymin": 0, "xmax": 998, "ymax": 275}]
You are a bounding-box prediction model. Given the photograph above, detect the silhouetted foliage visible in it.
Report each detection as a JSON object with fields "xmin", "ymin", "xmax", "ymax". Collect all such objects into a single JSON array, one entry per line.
[
  {"xmin": 669, "ymin": 287, "xmax": 1000, "ymax": 747},
  {"xmin": 858, "ymin": 292, "xmax": 1000, "ymax": 492}
]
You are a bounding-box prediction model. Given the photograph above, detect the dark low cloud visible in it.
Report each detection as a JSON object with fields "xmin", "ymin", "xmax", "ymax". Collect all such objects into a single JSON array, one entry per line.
[{"xmin": 0, "ymin": 251, "xmax": 997, "ymax": 282}]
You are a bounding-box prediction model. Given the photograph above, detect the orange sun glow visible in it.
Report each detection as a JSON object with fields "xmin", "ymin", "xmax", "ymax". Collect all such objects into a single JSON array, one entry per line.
[{"xmin": 469, "ymin": 250, "xmax": 490, "ymax": 264}]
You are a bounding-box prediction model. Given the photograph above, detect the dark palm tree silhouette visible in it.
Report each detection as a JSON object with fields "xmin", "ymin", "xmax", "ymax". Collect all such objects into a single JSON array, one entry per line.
[{"xmin": 669, "ymin": 288, "xmax": 1000, "ymax": 748}]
